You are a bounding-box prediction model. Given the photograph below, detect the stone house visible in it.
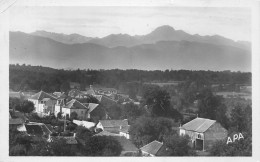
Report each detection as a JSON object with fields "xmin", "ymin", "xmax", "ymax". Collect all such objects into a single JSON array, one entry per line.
[{"xmin": 179, "ymin": 117, "xmax": 228, "ymax": 151}]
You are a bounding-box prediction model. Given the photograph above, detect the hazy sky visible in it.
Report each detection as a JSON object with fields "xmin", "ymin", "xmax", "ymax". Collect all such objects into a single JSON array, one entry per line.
[{"xmin": 9, "ymin": 6, "xmax": 251, "ymax": 41}]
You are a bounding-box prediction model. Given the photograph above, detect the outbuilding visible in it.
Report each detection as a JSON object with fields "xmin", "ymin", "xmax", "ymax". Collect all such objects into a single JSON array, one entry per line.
[{"xmin": 179, "ymin": 117, "xmax": 228, "ymax": 151}]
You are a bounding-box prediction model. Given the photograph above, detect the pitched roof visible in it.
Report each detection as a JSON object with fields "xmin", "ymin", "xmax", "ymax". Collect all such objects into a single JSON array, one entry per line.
[
  {"xmin": 87, "ymin": 103, "xmax": 99, "ymax": 113},
  {"xmin": 29, "ymin": 91, "xmax": 57, "ymax": 100},
  {"xmin": 140, "ymin": 140, "xmax": 163, "ymax": 156},
  {"xmin": 180, "ymin": 117, "xmax": 216, "ymax": 133},
  {"xmin": 73, "ymin": 120, "xmax": 96, "ymax": 129},
  {"xmin": 94, "ymin": 130, "xmax": 121, "ymax": 137},
  {"xmin": 99, "ymin": 120, "xmax": 128, "ymax": 128},
  {"xmin": 63, "ymin": 99, "xmax": 88, "ymax": 109},
  {"xmin": 25, "ymin": 122, "xmax": 52, "ymax": 136}
]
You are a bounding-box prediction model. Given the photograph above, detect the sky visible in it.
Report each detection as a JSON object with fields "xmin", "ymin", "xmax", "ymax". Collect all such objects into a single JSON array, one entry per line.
[{"xmin": 9, "ymin": 6, "xmax": 251, "ymax": 41}]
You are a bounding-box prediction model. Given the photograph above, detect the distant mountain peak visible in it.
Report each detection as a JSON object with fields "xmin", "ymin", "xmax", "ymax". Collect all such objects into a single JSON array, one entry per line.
[{"xmin": 151, "ymin": 25, "xmax": 175, "ymax": 34}]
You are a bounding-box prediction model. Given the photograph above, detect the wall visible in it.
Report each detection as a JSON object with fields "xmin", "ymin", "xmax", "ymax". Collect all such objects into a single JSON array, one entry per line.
[{"xmin": 204, "ymin": 123, "xmax": 228, "ymax": 150}]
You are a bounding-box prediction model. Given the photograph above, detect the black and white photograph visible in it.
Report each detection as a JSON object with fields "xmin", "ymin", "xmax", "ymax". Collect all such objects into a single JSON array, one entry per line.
[{"xmin": 1, "ymin": 0, "xmax": 260, "ymax": 160}]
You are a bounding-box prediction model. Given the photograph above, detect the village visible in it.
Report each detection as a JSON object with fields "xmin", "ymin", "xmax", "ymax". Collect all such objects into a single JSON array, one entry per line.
[{"xmin": 9, "ymin": 72, "xmax": 252, "ymax": 156}]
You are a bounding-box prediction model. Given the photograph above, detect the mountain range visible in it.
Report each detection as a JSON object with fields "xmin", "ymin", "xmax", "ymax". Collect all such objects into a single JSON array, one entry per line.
[{"xmin": 10, "ymin": 25, "xmax": 251, "ymax": 71}]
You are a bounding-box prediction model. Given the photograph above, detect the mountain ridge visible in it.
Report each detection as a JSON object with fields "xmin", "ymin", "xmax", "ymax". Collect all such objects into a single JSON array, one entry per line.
[
  {"xmin": 17, "ymin": 25, "xmax": 250, "ymax": 50},
  {"xmin": 9, "ymin": 31, "xmax": 251, "ymax": 72}
]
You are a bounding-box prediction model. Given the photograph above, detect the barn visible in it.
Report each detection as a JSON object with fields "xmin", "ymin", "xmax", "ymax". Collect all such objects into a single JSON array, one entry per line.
[{"xmin": 179, "ymin": 117, "xmax": 228, "ymax": 151}]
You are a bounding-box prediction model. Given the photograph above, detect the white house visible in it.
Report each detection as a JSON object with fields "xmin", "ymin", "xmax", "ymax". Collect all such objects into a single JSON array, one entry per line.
[
  {"xmin": 60, "ymin": 99, "xmax": 89, "ymax": 120},
  {"xmin": 28, "ymin": 91, "xmax": 57, "ymax": 116}
]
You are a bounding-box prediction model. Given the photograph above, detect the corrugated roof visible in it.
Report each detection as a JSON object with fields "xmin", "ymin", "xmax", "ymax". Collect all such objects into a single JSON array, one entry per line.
[
  {"xmin": 181, "ymin": 117, "xmax": 216, "ymax": 133},
  {"xmin": 30, "ymin": 91, "xmax": 57, "ymax": 100},
  {"xmin": 63, "ymin": 99, "xmax": 88, "ymax": 109},
  {"xmin": 140, "ymin": 140, "xmax": 163, "ymax": 156},
  {"xmin": 99, "ymin": 120, "xmax": 128, "ymax": 128}
]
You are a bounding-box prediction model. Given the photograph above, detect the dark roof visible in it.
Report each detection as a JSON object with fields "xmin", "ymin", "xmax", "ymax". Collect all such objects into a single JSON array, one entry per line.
[
  {"xmin": 140, "ymin": 140, "xmax": 163, "ymax": 156},
  {"xmin": 25, "ymin": 122, "xmax": 52, "ymax": 136},
  {"xmin": 180, "ymin": 117, "xmax": 216, "ymax": 133},
  {"xmin": 63, "ymin": 99, "xmax": 88, "ymax": 109},
  {"xmin": 29, "ymin": 91, "xmax": 57, "ymax": 100},
  {"xmin": 99, "ymin": 120, "xmax": 128, "ymax": 128}
]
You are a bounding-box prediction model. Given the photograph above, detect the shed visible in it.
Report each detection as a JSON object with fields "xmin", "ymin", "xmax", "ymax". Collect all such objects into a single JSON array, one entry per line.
[{"xmin": 180, "ymin": 117, "xmax": 228, "ymax": 151}]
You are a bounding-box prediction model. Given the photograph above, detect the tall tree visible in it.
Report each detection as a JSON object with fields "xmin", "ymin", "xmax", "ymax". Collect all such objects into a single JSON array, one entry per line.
[
  {"xmin": 129, "ymin": 116, "xmax": 177, "ymax": 148},
  {"xmin": 142, "ymin": 85, "xmax": 181, "ymax": 120},
  {"xmin": 16, "ymin": 100, "xmax": 34, "ymax": 114},
  {"xmin": 197, "ymin": 89, "xmax": 229, "ymax": 129}
]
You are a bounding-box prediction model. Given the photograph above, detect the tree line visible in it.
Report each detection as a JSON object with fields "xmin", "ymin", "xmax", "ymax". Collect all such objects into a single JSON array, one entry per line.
[{"xmin": 10, "ymin": 64, "xmax": 251, "ymax": 93}]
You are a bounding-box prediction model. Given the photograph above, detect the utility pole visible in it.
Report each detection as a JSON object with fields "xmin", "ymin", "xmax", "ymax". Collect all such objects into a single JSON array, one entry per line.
[{"xmin": 64, "ymin": 112, "xmax": 66, "ymax": 132}]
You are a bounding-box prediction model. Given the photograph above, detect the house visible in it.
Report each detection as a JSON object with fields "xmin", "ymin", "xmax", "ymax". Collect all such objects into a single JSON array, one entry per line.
[
  {"xmin": 59, "ymin": 99, "xmax": 89, "ymax": 120},
  {"xmin": 179, "ymin": 117, "xmax": 228, "ymax": 151},
  {"xmin": 96, "ymin": 120, "xmax": 129, "ymax": 134},
  {"xmin": 119, "ymin": 125, "xmax": 130, "ymax": 139},
  {"xmin": 28, "ymin": 91, "xmax": 57, "ymax": 116},
  {"xmin": 94, "ymin": 130, "xmax": 139, "ymax": 156},
  {"xmin": 140, "ymin": 140, "xmax": 165, "ymax": 156}
]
